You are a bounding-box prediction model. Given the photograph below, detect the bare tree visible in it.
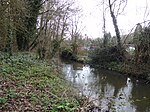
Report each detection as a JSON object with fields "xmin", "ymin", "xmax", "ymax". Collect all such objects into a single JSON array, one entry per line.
[
  {"xmin": 67, "ymin": 12, "xmax": 85, "ymax": 56},
  {"xmin": 33, "ymin": 0, "xmax": 79, "ymax": 59},
  {"xmin": 108, "ymin": 0, "xmax": 127, "ymax": 48},
  {"xmin": 102, "ymin": 0, "xmax": 107, "ymax": 47}
]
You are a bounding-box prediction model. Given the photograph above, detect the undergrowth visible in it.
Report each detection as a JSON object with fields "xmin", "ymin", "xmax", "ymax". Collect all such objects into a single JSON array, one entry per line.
[{"xmin": 0, "ymin": 52, "xmax": 82, "ymax": 112}]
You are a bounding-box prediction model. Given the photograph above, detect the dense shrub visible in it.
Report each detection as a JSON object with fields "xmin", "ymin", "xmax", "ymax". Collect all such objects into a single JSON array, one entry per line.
[
  {"xmin": 89, "ymin": 46, "xmax": 124, "ymax": 68},
  {"xmin": 60, "ymin": 48, "xmax": 76, "ymax": 60}
]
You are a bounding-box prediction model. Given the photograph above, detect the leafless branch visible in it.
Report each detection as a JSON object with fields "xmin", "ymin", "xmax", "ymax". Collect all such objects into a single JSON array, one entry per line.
[
  {"xmin": 123, "ymin": 20, "xmax": 150, "ymax": 44},
  {"xmin": 143, "ymin": 0, "xmax": 149, "ymax": 26}
]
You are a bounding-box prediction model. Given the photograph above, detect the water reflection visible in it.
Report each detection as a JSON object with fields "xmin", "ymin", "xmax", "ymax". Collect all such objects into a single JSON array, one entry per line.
[{"xmin": 62, "ymin": 62, "xmax": 150, "ymax": 112}]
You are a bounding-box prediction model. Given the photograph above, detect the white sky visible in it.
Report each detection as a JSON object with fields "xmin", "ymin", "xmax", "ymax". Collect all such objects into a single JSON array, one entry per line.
[{"xmin": 75, "ymin": 0, "xmax": 150, "ymax": 38}]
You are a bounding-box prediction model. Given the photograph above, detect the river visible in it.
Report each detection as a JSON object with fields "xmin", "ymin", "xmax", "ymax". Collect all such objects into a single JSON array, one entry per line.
[{"xmin": 61, "ymin": 60, "xmax": 150, "ymax": 112}]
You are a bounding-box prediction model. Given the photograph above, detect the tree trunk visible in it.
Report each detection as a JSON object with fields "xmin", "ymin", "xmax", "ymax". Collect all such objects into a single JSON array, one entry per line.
[{"xmin": 108, "ymin": 0, "xmax": 121, "ymax": 49}]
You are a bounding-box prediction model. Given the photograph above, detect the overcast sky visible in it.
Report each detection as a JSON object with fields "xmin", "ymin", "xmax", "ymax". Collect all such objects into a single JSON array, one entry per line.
[{"xmin": 75, "ymin": 0, "xmax": 150, "ymax": 38}]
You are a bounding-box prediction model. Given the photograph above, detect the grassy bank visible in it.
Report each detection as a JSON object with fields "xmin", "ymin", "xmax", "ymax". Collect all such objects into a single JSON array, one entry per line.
[{"xmin": 0, "ymin": 52, "xmax": 84, "ymax": 112}]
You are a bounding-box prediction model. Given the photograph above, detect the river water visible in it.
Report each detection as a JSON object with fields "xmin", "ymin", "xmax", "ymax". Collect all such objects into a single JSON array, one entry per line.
[{"xmin": 61, "ymin": 61, "xmax": 150, "ymax": 112}]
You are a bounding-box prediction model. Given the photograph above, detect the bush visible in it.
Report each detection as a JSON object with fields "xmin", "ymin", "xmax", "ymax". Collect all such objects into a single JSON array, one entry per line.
[
  {"xmin": 60, "ymin": 47, "xmax": 76, "ymax": 60},
  {"xmin": 89, "ymin": 46, "xmax": 124, "ymax": 68}
]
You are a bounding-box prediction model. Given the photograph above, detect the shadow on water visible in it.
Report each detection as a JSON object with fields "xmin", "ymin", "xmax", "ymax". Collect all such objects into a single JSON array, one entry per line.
[{"xmin": 61, "ymin": 60, "xmax": 150, "ymax": 112}]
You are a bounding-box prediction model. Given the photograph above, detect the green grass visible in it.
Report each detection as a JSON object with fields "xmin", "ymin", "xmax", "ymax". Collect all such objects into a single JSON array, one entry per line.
[{"xmin": 0, "ymin": 52, "xmax": 81, "ymax": 112}]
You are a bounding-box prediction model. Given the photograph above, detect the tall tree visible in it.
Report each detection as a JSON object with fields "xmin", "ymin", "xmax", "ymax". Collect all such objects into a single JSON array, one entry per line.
[
  {"xmin": 108, "ymin": 0, "xmax": 127, "ymax": 48},
  {"xmin": 0, "ymin": 0, "xmax": 27, "ymax": 54},
  {"xmin": 133, "ymin": 23, "xmax": 150, "ymax": 64},
  {"xmin": 16, "ymin": 0, "xmax": 42, "ymax": 51},
  {"xmin": 107, "ymin": 0, "xmax": 127, "ymax": 61}
]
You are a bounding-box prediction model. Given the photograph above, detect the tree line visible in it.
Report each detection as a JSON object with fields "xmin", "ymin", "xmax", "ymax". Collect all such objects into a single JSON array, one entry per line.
[{"xmin": 0, "ymin": 0, "xmax": 80, "ymax": 59}]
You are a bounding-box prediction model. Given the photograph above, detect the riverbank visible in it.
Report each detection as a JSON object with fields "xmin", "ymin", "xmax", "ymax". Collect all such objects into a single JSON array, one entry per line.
[
  {"xmin": 89, "ymin": 46, "xmax": 150, "ymax": 84},
  {"xmin": 93, "ymin": 61, "xmax": 150, "ymax": 84},
  {"xmin": 0, "ymin": 52, "xmax": 87, "ymax": 111}
]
